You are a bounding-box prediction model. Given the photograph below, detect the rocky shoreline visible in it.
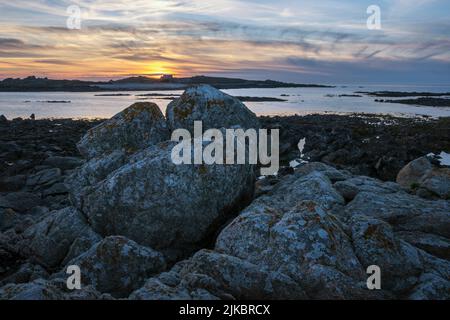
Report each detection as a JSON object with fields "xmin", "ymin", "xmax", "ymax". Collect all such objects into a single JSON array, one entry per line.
[{"xmin": 0, "ymin": 86, "xmax": 449, "ymax": 300}]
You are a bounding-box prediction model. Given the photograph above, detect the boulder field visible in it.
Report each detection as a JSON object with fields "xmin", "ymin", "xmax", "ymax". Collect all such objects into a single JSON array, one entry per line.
[{"xmin": 0, "ymin": 85, "xmax": 449, "ymax": 299}]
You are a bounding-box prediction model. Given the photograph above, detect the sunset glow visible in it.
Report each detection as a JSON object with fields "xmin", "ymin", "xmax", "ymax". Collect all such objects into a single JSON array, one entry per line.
[{"xmin": 0, "ymin": 0, "xmax": 449, "ymax": 83}]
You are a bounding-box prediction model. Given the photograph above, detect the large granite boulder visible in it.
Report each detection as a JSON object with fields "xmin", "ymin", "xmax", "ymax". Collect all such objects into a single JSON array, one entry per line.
[
  {"xmin": 131, "ymin": 163, "xmax": 450, "ymax": 300},
  {"xmin": 77, "ymin": 102, "xmax": 169, "ymax": 159},
  {"xmin": 166, "ymin": 85, "xmax": 260, "ymax": 133},
  {"xmin": 214, "ymin": 171, "xmax": 372, "ymax": 299},
  {"xmin": 79, "ymin": 141, "xmax": 255, "ymax": 261},
  {"xmin": 397, "ymin": 155, "xmax": 450, "ymax": 199},
  {"xmin": 66, "ymin": 150, "xmax": 128, "ymax": 209},
  {"xmin": 60, "ymin": 236, "xmax": 166, "ymax": 298}
]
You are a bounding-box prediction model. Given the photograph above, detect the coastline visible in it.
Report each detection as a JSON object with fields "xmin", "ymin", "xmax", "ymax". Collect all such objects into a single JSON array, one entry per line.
[{"xmin": 1, "ymin": 113, "xmax": 448, "ymax": 182}]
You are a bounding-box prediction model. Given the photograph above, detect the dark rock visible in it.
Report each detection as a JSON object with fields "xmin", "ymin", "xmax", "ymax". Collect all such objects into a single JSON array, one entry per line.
[
  {"xmin": 26, "ymin": 168, "xmax": 61, "ymax": 187},
  {"xmin": 42, "ymin": 156, "xmax": 84, "ymax": 171},
  {"xmin": 60, "ymin": 236, "xmax": 166, "ymax": 298},
  {"xmin": 42, "ymin": 183, "xmax": 68, "ymax": 197},
  {"xmin": 0, "ymin": 192, "xmax": 41, "ymax": 213},
  {"xmin": 12, "ymin": 207, "xmax": 100, "ymax": 268},
  {"xmin": 131, "ymin": 249, "xmax": 306, "ymax": 300},
  {"xmin": 397, "ymin": 156, "xmax": 450, "ymax": 199},
  {"xmin": 0, "ymin": 175, "xmax": 27, "ymax": 192}
]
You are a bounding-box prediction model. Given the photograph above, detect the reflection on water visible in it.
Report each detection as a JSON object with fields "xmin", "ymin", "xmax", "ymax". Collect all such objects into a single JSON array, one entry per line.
[{"xmin": 0, "ymin": 85, "xmax": 449, "ymax": 119}]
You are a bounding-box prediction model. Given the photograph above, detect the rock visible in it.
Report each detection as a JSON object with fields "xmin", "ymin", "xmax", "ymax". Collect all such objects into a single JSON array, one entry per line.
[
  {"xmin": 0, "ymin": 175, "xmax": 27, "ymax": 192},
  {"xmin": 77, "ymin": 102, "xmax": 169, "ymax": 159},
  {"xmin": 334, "ymin": 176, "xmax": 401, "ymax": 202},
  {"xmin": 13, "ymin": 207, "xmax": 100, "ymax": 268},
  {"xmin": 398, "ymin": 231, "xmax": 450, "ymax": 260},
  {"xmin": 59, "ymin": 236, "xmax": 166, "ymax": 298},
  {"xmin": 295, "ymin": 162, "xmax": 351, "ymax": 182},
  {"xmin": 42, "ymin": 183, "xmax": 68, "ymax": 197},
  {"xmin": 1, "ymin": 208, "xmax": 24, "ymax": 232},
  {"xmin": 349, "ymin": 215, "xmax": 422, "ymax": 292},
  {"xmin": 0, "ymin": 141, "xmax": 21, "ymax": 154},
  {"xmin": 0, "ymin": 278, "xmax": 111, "ymax": 300},
  {"xmin": 0, "ymin": 192, "xmax": 41, "ymax": 213},
  {"xmin": 79, "ymin": 141, "xmax": 255, "ymax": 261},
  {"xmin": 254, "ymin": 176, "xmax": 280, "ymax": 197},
  {"xmin": 0, "ymin": 262, "xmax": 49, "ymax": 286},
  {"xmin": 408, "ymin": 273, "xmax": 450, "ymax": 300},
  {"xmin": 26, "ymin": 168, "xmax": 61, "ymax": 187},
  {"xmin": 166, "ymin": 85, "xmax": 260, "ymax": 133},
  {"xmin": 397, "ymin": 156, "xmax": 450, "ymax": 199},
  {"xmin": 216, "ymin": 199, "xmax": 374, "ymax": 299},
  {"xmin": 130, "ymin": 249, "xmax": 306, "ymax": 300},
  {"xmin": 66, "ymin": 150, "xmax": 128, "ymax": 208},
  {"xmin": 43, "ymin": 156, "xmax": 84, "ymax": 171},
  {"xmin": 345, "ymin": 191, "xmax": 450, "ymax": 238},
  {"xmin": 0, "ymin": 114, "xmax": 7, "ymax": 123}
]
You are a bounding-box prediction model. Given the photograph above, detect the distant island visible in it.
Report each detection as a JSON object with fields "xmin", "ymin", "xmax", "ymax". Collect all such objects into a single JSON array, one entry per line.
[{"xmin": 0, "ymin": 75, "xmax": 333, "ymax": 92}]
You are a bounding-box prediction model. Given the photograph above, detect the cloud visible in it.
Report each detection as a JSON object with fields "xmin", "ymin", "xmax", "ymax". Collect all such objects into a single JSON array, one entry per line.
[{"xmin": 0, "ymin": 0, "xmax": 449, "ymax": 83}]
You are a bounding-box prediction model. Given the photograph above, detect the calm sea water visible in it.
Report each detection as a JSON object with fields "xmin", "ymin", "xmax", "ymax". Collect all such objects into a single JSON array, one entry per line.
[{"xmin": 1, "ymin": 84, "xmax": 449, "ymax": 119}]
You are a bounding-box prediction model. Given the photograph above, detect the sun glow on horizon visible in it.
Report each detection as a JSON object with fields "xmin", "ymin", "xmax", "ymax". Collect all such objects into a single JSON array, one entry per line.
[{"xmin": 0, "ymin": 1, "xmax": 449, "ymax": 83}]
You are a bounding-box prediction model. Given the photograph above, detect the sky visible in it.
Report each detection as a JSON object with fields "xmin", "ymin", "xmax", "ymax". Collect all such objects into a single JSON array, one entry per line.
[{"xmin": 0, "ymin": 0, "xmax": 449, "ymax": 84}]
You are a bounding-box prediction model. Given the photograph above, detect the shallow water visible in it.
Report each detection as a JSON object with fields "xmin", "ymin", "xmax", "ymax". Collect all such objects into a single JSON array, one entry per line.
[{"xmin": 0, "ymin": 84, "xmax": 449, "ymax": 119}]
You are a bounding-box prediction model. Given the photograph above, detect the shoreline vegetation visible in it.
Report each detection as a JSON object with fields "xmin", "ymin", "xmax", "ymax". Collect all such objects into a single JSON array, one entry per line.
[{"xmin": 0, "ymin": 75, "xmax": 333, "ymax": 92}]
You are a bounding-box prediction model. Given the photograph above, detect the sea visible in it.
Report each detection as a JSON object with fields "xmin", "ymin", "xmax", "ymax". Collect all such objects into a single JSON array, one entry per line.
[{"xmin": 0, "ymin": 84, "xmax": 449, "ymax": 119}]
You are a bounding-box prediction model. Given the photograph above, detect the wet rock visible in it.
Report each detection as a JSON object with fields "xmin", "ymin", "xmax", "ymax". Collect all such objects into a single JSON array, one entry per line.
[
  {"xmin": 166, "ymin": 85, "xmax": 260, "ymax": 133},
  {"xmin": 60, "ymin": 236, "xmax": 166, "ymax": 298},
  {"xmin": 43, "ymin": 156, "xmax": 84, "ymax": 171},
  {"xmin": 0, "ymin": 175, "xmax": 27, "ymax": 192},
  {"xmin": 77, "ymin": 102, "xmax": 169, "ymax": 159},
  {"xmin": 0, "ymin": 192, "xmax": 41, "ymax": 213},
  {"xmin": 1, "ymin": 208, "xmax": 23, "ymax": 232},
  {"xmin": 397, "ymin": 156, "xmax": 450, "ymax": 199},
  {"xmin": 26, "ymin": 168, "xmax": 61, "ymax": 187},
  {"xmin": 79, "ymin": 141, "xmax": 255, "ymax": 261},
  {"xmin": 42, "ymin": 183, "xmax": 68, "ymax": 197}
]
